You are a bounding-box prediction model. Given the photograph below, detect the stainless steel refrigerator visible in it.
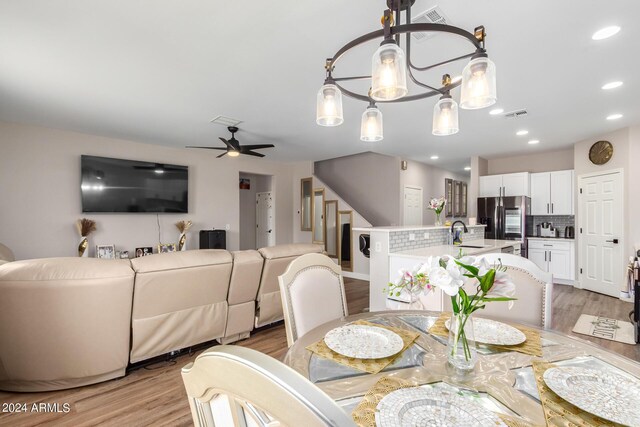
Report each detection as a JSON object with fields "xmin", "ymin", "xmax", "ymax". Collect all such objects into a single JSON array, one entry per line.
[{"xmin": 477, "ymin": 196, "xmax": 531, "ymax": 257}]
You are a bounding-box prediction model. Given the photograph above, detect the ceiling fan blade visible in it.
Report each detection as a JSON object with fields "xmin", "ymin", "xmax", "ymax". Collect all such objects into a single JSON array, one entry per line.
[
  {"xmin": 240, "ymin": 144, "xmax": 275, "ymax": 150},
  {"xmin": 219, "ymin": 137, "xmax": 234, "ymax": 149},
  {"xmin": 216, "ymin": 152, "xmax": 228, "ymax": 158},
  {"xmin": 241, "ymin": 151, "xmax": 265, "ymax": 158},
  {"xmin": 186, "ymin": 146, "xmax": 227, "ymax": 150}
]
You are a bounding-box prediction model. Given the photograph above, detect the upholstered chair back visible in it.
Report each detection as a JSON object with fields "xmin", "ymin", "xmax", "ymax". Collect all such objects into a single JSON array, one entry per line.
[
  {"xmin": 279, "ymin": 253, "xmax": 348, "ymax": 347},
  {"xmin": 182, "ymin": 345, "xmax": 356, "ymax": 427},
  {"xmin": 255, "ymin": 243, "xmax": 323, "ymax": 328},
  {"xmin": 0, "ymin": 243, "xmax": 15, "ymax": 263}
]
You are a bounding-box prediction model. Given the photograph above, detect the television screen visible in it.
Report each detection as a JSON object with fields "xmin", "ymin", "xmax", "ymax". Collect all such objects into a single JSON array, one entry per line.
[{"xmin": 81, "ymin": 155, "xmax": 188, "ymax": 213}]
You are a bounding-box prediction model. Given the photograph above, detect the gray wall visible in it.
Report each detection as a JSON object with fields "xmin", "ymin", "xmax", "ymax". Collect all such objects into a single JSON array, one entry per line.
[
  {"xmin": 400, "ymin": 160, "xmax": 470, "ymax": 225},
  {"xmin": 314, "ymin": 152, "xmax": 401, "ymax": 226},
  {"xmin": 239, "ymin": 172, "xmax": 273, "ymax": 250},
  {"xmin": 0, "ymin": 121, "xmax": 294, "ymax": 259},
  {"xmin": 487, "ymin": 148, "xmax": 574, "ymax": 175}
]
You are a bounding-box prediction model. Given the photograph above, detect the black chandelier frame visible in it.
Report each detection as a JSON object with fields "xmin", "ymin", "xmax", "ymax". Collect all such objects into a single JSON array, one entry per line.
[{"xmin": 323, "ymin": 0, "xmax": 488, "ymax": 104}]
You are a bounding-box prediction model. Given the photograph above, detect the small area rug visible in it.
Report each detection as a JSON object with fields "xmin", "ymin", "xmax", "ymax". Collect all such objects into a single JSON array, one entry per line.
[{"xmin": 572, "ymin": 314, "xmax": 636, "ymax": 345}]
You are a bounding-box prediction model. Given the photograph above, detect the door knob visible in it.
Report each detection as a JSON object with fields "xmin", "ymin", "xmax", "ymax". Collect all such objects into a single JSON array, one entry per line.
[{"xmin": 606, "ymin": 239, "xmax": 619, "ymax": 244}]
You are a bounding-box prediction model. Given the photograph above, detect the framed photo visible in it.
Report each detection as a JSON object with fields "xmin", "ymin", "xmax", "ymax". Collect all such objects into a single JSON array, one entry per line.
[
  {"xmin": 135, "ymin": 247, "xmax": 153, "ymax": 257},
  {"xmin": 239, "ymin": 178, "xmax": 251, "ymax": 190},
  {"xmin": 96, "ymin": 245, "xmax": 115, "ymax": 259},
  {"xmin": 120, "ymin": 251, "xmax": 129, "ymax": 259},
  {"xmin": 158, "ymin": 243, "xmax": 177, "ymax": 253}
]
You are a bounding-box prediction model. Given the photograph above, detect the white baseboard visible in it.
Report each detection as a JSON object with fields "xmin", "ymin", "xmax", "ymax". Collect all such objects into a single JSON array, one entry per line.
[
  {"xmin": 555, "ymin": 278, "xmax": 575, "ymax": 286},
  {"xmin": 342, "ymin": 271, "xmax": 370, "ymax": 281}
]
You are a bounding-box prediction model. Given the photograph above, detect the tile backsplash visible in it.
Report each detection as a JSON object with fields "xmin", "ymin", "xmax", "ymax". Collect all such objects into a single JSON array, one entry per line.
[
  {"xmin": 527, "ymin": 215, "xmax": 575, "ymax": 237},
  {"xmin": 389, "ymin": 226, "xmax": 485, "ymax": 252}
]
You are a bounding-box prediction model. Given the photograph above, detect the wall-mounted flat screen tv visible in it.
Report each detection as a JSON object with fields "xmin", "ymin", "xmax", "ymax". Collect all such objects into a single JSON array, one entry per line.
[{"xmin": 81, "ymin": 155, "xmax": 188, "ymax": 213}]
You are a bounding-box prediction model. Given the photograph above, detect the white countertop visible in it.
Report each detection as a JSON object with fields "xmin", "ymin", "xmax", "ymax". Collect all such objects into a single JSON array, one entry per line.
[
  {"xmin": 353, "ymin": 224, "xmax": 486, "ymax": 233},
  {"xmin": 528, "ymin": 237, "xmax": 575, "ymax": 242},
  {"xmin": 390, "ymin": 239, "xmax": 518, "ymax": 260}
]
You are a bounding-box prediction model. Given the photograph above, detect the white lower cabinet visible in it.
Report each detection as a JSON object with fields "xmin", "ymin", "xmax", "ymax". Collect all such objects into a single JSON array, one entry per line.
[{"xmin": 527, "ymin": 239, "xmax": 575, "ymax": 283}]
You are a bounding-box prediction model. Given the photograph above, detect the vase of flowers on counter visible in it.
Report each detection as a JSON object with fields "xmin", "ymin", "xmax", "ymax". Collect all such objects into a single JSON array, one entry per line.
[
  {"xmin": 427, "ymin": 196, "xmax": 446, "ymax": 226},
  {"xmin": 385, "ymin": 265, "xmax": 434, "ymax": 310}
]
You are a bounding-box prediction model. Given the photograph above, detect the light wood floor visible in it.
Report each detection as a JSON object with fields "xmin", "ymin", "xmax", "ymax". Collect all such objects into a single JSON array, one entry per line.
[{"xmin": 0, "ymin": 280, "xmax": 636, "ymax": 427}]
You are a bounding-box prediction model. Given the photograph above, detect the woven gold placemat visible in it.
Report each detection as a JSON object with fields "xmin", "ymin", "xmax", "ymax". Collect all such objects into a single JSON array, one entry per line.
[
  {"xmin": 428, "ymin": 313, "xmax": 543, "ymax": 357},
  {"xmin": 351, "ymin": 376, "xmax": 537, "ymax": 427},
  {"xmin": 305, "ymin": 320, "xmax": 420, "ymax": 374},
  {"xmin": 532, "ymin": 361, "xmax": 623, "ymax": 427}
]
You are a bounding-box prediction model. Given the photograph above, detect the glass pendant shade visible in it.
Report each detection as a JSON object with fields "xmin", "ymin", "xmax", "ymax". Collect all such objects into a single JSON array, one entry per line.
[
  {"xmin": 370, "ymin": 42, "xmax": 408, "ymax": 101},
  {"xmin": 360, "ymin": 106, "xmax": 383, "ymax": 142},
  {"xmin": 432, "ymin": 96, "xmax": 459, "ymax": 136},
  {"xmin": 460, "ymin": 56, "xmax": 497, "ymax": 109},
  {"xmin": 228, "ymin": 150, "xmax": 240, "ymax": 157},
  {"xmin": 316, "ymin": 83, "xmax": 344, "ymax": 126}
]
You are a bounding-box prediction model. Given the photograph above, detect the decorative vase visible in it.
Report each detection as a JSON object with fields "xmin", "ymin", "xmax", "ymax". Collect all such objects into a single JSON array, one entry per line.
[
  {"xmin": 407, "ymin": 285, "xmax": 425, "ymax": 310},
  {"xmin": 178, "ymin": 233, "xmax": 187, "ymax": 251},
  {"xmin": 78, "ymin": 237, "xmax": 89, "ymax": 257},
  {"xmin": 447, "ymin": 312, "xmax": 477, "ymax": 371},
  {"xmin": 435, "ymin": 211, "xmax": 442, "ymax": 226}
]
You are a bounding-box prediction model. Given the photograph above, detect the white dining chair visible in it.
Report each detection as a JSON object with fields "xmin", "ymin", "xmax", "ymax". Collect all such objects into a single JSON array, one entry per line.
[
  {"xmin": 181, "ymin": 345, "xmax": 356, "ymax": 427},
  {"xmin": 444, "ymin": 253, "xmax": 554, "ymax": 329},
  {"xmin": 278, "ymin": 253, "xmax": 348, "ymax": 347}
]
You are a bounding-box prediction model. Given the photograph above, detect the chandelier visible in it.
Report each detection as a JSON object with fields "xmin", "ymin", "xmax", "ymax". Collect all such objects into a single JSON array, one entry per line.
[{"xmin": 316, "ymin": 0, "xmax": 497, "ymax": 140}]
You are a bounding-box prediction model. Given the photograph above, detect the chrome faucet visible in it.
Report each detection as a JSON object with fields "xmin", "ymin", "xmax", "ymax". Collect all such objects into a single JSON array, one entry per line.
[{"xmin": 450, "ymin": 221, "xmax": 469, "ymax": 245}]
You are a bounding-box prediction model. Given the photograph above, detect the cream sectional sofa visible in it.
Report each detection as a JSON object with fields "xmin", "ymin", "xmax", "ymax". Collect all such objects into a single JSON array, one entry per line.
[{"xmin": 0, "ymin": 243, "xmax": 322, "ymax": 392}]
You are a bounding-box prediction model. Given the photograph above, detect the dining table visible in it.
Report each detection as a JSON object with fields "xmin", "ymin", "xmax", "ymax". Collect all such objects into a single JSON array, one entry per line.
[{"xmin": 283, "ymin": 310, "xmax": 640, "ymax": 426}]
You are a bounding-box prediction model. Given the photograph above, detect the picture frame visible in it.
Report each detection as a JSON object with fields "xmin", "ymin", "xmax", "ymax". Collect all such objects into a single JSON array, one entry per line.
[
  {"xmin": 135, "ymin": 247, "xmax": 153, "ymax": 257},
  {"xmin": 120, "ymin": 250, "xmax": 129, "ymax": 259},
  {"xmin": 158, "ymin": 243, "xmax": 177, "ymax": 253},
  {"xmin": 96, "ymin": 245, "xmax": 115, "ymax": 259}
]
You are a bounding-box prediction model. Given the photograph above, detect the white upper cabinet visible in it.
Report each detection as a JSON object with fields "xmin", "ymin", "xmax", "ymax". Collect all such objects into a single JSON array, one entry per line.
[
  {"xmin": 502, "ymin": 173, "xmax": 530, "ymax": 197},
  {"xmin": 530, "ymin": 170, "xmax": 574, "ymax": 215},
  {"xmin": 479, "ymin": 175, "xmax": 503, "ymax": 197},
  {"xmin": 550, "ymin": 170, "xmax": 574, "ymax": 215},
  {"xmin": 530, "ymin": 173, "xmax": 551, "ymax": 215},
  {"xmin": 479, "ymin": 173, "xmax": 530, "ymax": 197}
]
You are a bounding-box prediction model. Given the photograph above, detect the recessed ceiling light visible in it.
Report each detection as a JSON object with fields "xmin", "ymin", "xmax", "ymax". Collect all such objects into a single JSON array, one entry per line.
[
  {"xmin": 606, "ymin": 113, "xmax": 623, "ymax": 120},
  {"xmin": 489, "ymin": 108, "xmax": 504, "ymax": 115},
  {"xmin": 516, "ymin": 130, "xmax": 529, "ymax": 136},
  {"xmin": 528, "ymin": 139, "xmax": 540, "ymax": 145},
  {"xmin": 430, "ymin": 155, "xmax": 439, "ymax": 160},
  {"xmin": 602, "ymin": 81, "xmax": 623, "ymax": 90},
  {"xmin": 592, "ymin": 26, "xmax": 621, "ymax": 40},
  {"xmin": 451, "ymin": 75, "xmax": 462, "ymax": 83},
  {"xmin": 464, "ymin": 166, "xmax": 471, "ymax": 171}
]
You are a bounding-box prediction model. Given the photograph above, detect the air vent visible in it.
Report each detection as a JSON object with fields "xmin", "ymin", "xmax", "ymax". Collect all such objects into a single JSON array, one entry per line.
[
  {"xmin": 210, "ymin": 115, "xmax": 243, "ymax": 127},
  {"xmin": 504, "ymin": 109, "xmax": 528, "ymax": 119},
  {"xmin": 410, "ymin": 6, "xmax": 451, "ymax": 43}
]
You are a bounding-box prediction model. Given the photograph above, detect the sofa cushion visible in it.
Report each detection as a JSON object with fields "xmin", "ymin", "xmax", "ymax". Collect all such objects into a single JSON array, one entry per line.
[
  {"xmin": 258, "ymin": 244, "xmax": 323, "ymax": 260},
  {"xmin": 228, "ymin": 250, "xmax": 263, "ymax": 305},
  {"xmin": 130, "ymin": 249, "xmax": 231, "ymax": 272},
  {"xmin": 0, "ymin": 257, "xmax": 133, "ymax": 281}
]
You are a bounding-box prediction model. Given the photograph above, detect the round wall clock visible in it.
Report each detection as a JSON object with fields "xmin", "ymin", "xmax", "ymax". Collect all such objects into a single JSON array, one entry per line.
[{"xmin": 589, "ymin": 140, "xmax": 613, "ymax": 165}]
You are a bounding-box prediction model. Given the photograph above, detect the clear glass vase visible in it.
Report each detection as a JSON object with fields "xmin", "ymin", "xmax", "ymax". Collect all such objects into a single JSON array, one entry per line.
[
  {"xmin": 407, "ymin": 285, "xmax": 424, "ymax": 310},
  {"xmin": 447, "ymin": 312, "xmax": 478, "ymax": 371},
  {"xmin": 435, "ymin": 212, "xmax": 442, "ymax": 226}
]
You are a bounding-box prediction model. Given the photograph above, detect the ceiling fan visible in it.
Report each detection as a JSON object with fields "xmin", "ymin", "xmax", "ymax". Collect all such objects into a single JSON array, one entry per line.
[{"xmin": 186, "ymin": 126, "xmax": 274, "ymax": 158}]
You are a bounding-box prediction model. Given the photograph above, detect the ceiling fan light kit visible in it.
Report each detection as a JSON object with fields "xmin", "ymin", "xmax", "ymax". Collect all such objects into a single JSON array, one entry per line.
[
  {"xmin": 186, "ymin": 126, "xmax": 274, "ymax": 158},
  {"xmin": 316, "ymin": 0, "xmax": 497, "ymax": 139}
]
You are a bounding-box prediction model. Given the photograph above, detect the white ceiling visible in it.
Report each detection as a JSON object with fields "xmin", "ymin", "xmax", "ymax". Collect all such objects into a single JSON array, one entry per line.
[{"xmin": 1, "ymin": 1, "xmax": 638, "ymax": 172}]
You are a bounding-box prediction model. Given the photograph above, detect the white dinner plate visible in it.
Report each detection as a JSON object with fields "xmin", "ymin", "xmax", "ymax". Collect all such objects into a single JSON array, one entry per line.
[
  {"xmin": 375, "ymin": 387, "xmax": 506, "ymax": 427},
  {"xmin": 543, "ymin": 367, "xmax": 640, "ymax": 426},
  {"xmin": 444, "ymin": 317, "xmax": 526, "ymax": 346},
  {"xmin": 323, "ymin": 325, "xmax": 404, "ymax": 359}
]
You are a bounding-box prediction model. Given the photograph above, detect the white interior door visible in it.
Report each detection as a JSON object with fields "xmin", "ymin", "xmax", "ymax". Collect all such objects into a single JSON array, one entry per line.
[
  {"xmin": 403, "ymin": 186, "xmax": 423, "ymax": 226},
  {"xmin": 256, "ymin": 192, "xmax": 275, "ymax": 248},
  {"xmin": 579, "ymin": 171, "xmax": 623, "ymax": 297}
]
